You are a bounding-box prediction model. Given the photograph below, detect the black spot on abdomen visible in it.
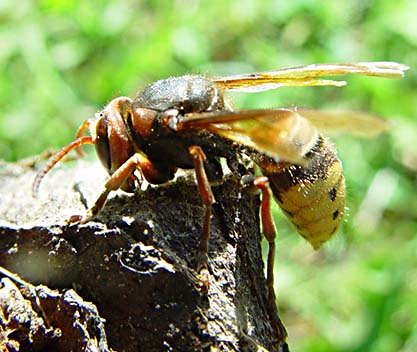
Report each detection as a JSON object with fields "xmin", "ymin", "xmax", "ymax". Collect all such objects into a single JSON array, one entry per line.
[{"xmin": 329, "ymin": 187, "xmax": 337, "ymax": 201}]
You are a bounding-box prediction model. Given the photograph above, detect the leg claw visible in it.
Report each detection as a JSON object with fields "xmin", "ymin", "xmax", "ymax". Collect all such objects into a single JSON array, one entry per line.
[
  {"xmin": 67, "ymin": 214, "xmax": 82, "ymax": 225},
  {"xmin": 196, "ymin": 253, "xmax": 210, "ymax": 288},
  {"xmin": 67, "ymin": 213, "xmax": 92, "ymax": 225},
  {"xmin": 199, "ymin": 268, "xmax": 210, "ymax": 288}
]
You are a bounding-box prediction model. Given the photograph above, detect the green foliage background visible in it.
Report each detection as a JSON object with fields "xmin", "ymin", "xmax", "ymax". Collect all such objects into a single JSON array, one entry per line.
[{"xmin": 0, "ymin": 0, "xmax": 416, "ymax": 350}]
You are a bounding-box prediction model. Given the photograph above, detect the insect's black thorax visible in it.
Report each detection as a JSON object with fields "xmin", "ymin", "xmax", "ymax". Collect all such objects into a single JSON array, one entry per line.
[
  {"xmin": 134, "ymin": 75, "xmax": 225, "ymax": 113},
  {"xmin": 131, "ymin": 75, "xmax": 239, "ymax": 181}
]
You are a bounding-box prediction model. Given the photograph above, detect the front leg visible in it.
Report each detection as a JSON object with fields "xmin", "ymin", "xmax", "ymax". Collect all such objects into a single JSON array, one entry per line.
[
  {"xmin": 188, "ymin": 146, "xmax": 215, "ymax": 284},
  {"xmin": 70, "ymin": 152, "xmax": 163, "ymax": 224}
]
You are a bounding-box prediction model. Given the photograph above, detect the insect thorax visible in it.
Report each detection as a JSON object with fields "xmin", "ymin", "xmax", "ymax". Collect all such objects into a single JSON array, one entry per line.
[{"xmin": 134, "ymin": 75, "xmax": 225, "ymax": 113}]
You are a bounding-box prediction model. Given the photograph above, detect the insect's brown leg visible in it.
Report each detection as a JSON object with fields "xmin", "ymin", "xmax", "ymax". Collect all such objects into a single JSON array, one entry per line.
[
  {"xmin": 72, "ymin": 152, "xmax": 157, "ymax": 224},
  {"xmin": 188, "ymin": 146, "xmax": 215, "ymax": 281},
  {"xmin": 253, "ymin": 177, "xmax": 276, "ymax": 297},
  {"xmin": 251, "ymin": 176, "xmax": 288, "ymax": 341}
]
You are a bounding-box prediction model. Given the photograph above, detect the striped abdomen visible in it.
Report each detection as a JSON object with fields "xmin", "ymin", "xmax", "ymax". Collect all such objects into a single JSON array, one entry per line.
[{"xmin": 260, "ymin": 136, "xmax": 346, "ymax": 249}]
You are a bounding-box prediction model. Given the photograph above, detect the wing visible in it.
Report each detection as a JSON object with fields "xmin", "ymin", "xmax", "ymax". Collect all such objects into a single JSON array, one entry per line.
[
  {"xmin": 178, "ymin": 108, "xmax": 392, "ymax": 163},
  {"xmin": 213, "ymin": 62, "xmax": 408, "ymax": 92},
  {"xmin": 179, "ymin": 109, "xmax": 318, "ymax": 164},
  {"xmin": 296, "ymin": 108, "xmax": 393, "ymax": 137}
]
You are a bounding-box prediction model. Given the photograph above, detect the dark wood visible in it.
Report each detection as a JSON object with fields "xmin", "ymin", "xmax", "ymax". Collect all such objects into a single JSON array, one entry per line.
[{"xmin": 0, "ymin": 159, "xmax": 289, "ymax": 352}]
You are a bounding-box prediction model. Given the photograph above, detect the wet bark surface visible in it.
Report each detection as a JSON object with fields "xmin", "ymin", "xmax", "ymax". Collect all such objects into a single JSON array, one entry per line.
[{"xmin": 0, "ymin": 160, "xmax": 288, "ymax": 351}]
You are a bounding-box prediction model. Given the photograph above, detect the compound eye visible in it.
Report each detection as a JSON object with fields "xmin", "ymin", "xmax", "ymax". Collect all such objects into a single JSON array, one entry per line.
[{"xmin": 94, "ymin": 113, "xmax": 111, "ymax": 171}]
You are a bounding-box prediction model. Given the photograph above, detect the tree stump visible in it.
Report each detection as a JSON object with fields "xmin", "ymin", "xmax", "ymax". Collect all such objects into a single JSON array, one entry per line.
[{"xmin": 0, "ymin": 159, "xmax": 289, "ymax": 351}]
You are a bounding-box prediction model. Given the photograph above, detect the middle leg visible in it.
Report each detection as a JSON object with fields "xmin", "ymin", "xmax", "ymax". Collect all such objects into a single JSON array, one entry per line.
[{"xmin": 188, "ymin": 145, "xmax": 215, "ymax": 283}]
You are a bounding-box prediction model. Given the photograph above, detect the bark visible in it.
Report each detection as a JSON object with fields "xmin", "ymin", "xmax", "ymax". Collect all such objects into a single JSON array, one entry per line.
[{"xmin": 0, "ymin": 159, "xmax": 289, "ymax": 352}]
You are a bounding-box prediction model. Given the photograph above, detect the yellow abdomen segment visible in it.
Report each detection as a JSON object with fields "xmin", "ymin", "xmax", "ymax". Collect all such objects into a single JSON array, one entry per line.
[{"xmin": 261, "ymin": 137, "xmax": 346, "ymax": 249}]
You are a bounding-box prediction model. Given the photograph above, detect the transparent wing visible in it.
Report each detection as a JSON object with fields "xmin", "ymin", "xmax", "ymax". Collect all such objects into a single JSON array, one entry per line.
[
  {"xmin": 296, "ymin": 108, "xmax": 393, "ymax": 137},
  {"xmin": 179, "ymin": 107, "xmax": 392, "ymax": 162},
  {"xmin": 180, "ymin": 109, "xmax": 319, "ymax": 163},
  {"xmin": 212, "ymin": 62, "xmax": 408, "ymax": 92}
]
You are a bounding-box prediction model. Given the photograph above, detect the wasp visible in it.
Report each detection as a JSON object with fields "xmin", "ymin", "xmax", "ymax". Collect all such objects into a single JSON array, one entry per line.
[{"xmin": 33, "ymin": 61, "xmax": 407, "ymax": 343}]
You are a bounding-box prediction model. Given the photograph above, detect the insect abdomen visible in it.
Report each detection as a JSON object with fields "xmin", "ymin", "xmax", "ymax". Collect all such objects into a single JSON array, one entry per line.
[{"xmin": 261, "ymin": 137, "xmax": 346, "ymax": 249}]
